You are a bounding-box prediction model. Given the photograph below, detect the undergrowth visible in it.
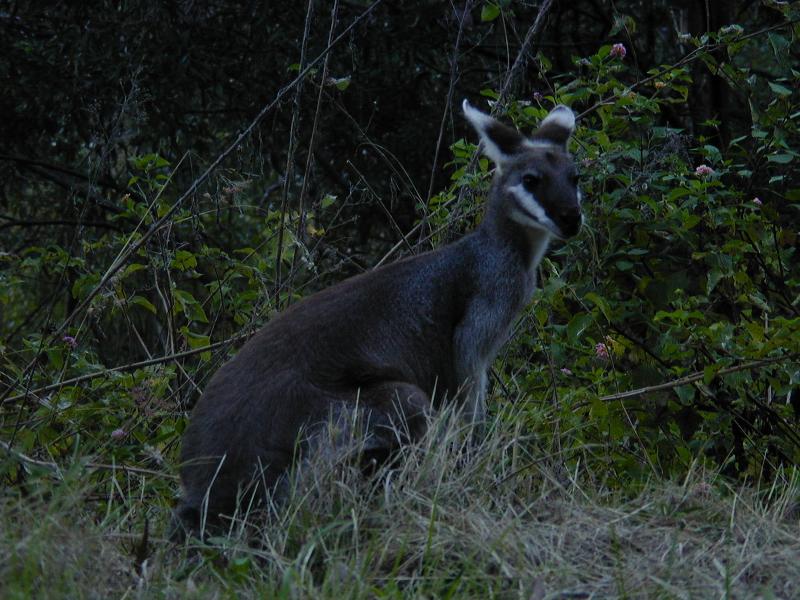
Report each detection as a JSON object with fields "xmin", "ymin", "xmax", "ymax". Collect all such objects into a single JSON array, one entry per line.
[{"xmin": 2, "ymin": 407, "xmax": 798, "ymax": 599}]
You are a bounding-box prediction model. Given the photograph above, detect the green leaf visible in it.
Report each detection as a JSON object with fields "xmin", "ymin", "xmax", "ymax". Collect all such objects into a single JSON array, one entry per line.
[
  {"xmin": 172, "ymin": 250, "xmax": 197, "ymax": 271},
  {"xmin": 327, "ymin": 76, "xmax": 351, "ymax": 91},
  {"xmin": 130, "ymin": 295, "xmax": 157, "ymax": 314},
  {"xmin": 702, "ymin": 144, "xmax": 722, "ymax": 163},
  {"xmin": 674, "ymin": 384, "xmax": 695, "ymax": 403},
  {"xmin": 744, "ymin": 320, "xmax": 764, "ymax": 342},
  {"xmin": 567, "ymin": 313, "xmax": 593, "ymax": 343},
  {"xmin": 590, "ymin": 396, "xmax": 608, "ymax": 419},
  {"xmin": 768, "ymin": 33, "xmax": 790, "ymax": 59},
  {"xmin": 584, "ymin": 292, "xmax": 612, "ymax": 322},
  {"xmin": 481, "ymin": 3, "xmax": 500, "ymax": 21},
  {"xmin": 768, "ymin": 81, "xmax": 792, "ymax": 96},
  {"xmin": 71, "ymin": 273, "xmax": 99, "ymax": 300},
  {"xmin": 703, "ymin": 364, "xmax": 722, "ymax": 385},
  {"xmin": 173, "ymin": 289, "xmax": 209, "ymax": 323},
  {"xmin": 768, "ymin": 153, "xmax": 794, "ymax": 164},
  {"xmin": 683, "ymin": 214, "xmax": 701, "ymax": 229},
  {"xmin": 181, "ymin": 328, "xmax": 212, "ymax": 361},
  {"xmin": 615, "ymin": 260, "xmax": 634, "ymax": 271},
  {"xmin": 707, "ymin": 269, "xmax": 725, "ymax": 293},
  {"xmin": 123, "ymin": 263, "xmax": 147, "ymax": 278},
  {"xmin": 183, "ymin": 330, "xmax": 209, "ymax": 349},
  {"xmin": 47, "ymin": 348, "xmax": 64, "ymax": 371}
]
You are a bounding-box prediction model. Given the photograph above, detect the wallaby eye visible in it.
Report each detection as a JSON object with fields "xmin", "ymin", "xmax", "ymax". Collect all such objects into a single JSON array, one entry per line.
[{"xmin": 522, "ymin": 174, "xmax": 540, "ymax": 191}]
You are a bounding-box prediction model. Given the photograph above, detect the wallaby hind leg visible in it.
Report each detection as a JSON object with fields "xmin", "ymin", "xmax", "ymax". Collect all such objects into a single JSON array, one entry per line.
[
  {"xmin": 357, "ymin": 381, "xmax": 431, "ymax": 469},
  {"xmin": 173, "ymin": 449, "xmax": 291, "ymax": 542}
]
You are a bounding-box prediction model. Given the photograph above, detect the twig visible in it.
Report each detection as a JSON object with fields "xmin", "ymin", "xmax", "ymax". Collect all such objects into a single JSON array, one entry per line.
[
  {"xmin": 348, "ymin": 160, "xmax": 414, "ymax": 253},
  {"xmin": 0, "ymin": 215, "xmax": 123, "ymax": 233},
  {"xmin": 290, "ymin": 0, "xmax": 340, "ymax": 293},
  {"xmin": 275, "ymin": 0, "xmax": 316, "ymax": 298},
  {"xmin": 495, "ymin": 0, "xmax": 554, "ymax": 110},
  {"xmin": 0, "ymin": 439, "xmax": 176, "ymax": 479},
  {"xmin": 0, "ymin": 153, "xmax": 133, "ymax": 195},
  {"xmin": 597, "ymin": 355, "xmax": 797, "ymax": 403},
  {"xmin": 3, "ymin": 332, "xmax": 253, "ymax": 404},
  {"xmin": 13, "ymin": 163, "xmax": 123, "ymax": 214},
  {"xmin": 421, "ymin": 0, "xmax": 473, "ymax": 244}
]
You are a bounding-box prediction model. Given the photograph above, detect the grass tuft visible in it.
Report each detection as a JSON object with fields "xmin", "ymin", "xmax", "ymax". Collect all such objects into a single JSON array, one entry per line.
[{"xmin": 2, "ymin": 406, "xmax": 799, "ymax": 598}]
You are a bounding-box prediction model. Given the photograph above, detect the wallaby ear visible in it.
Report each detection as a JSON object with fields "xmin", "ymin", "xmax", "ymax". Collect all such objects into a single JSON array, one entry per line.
[
  {"xmin": 462, "ymin": 99, "xmax": 526, "ymax": 168},
  {"xmin": 531, "ymin": 105, "xmax": 575, "ymax": 149}
]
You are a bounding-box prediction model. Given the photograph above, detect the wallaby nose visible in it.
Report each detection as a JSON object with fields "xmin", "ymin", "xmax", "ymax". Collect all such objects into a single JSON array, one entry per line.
[{"xmin": 558, "ymin": 206, "xmax": 582, "ymax": 237}]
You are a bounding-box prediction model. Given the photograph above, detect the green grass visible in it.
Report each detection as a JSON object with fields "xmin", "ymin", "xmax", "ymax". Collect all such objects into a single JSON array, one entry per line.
[{"xmin": 2, "ymin": 407, "xmax": 799, "ymax": 599}]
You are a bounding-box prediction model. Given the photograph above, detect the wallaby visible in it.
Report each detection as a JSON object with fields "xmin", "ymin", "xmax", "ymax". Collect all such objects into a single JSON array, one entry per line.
[{"xmin": 173, "ymin": 100, "xmax": 582, "ymax": 538}]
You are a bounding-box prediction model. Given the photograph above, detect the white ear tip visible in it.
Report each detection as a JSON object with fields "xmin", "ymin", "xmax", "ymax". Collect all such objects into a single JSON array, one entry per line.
[
  {"xmin": 543, "ymin": 105, "xmax": 576, "ymax": 131},
  {"xmin": 462, "ymin": 99, "xmax": 491, "ymax": 131},
  {"xmin": 463, "ymin": 99, "xmax": 481, "ymax": 120}
]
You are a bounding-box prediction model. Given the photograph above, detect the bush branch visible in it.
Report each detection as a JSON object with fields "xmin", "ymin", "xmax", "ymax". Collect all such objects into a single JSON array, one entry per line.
[{"xmin": 598, "ymin": 355, "xmax": 797, "ymax": 403}]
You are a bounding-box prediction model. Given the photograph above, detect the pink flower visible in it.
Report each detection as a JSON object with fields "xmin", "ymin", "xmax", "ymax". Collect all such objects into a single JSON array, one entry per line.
[
  {"xmin": 695, "ymin": 164, "xmax": 714, "ymax": 176},
  {"xmin": 752, "ymin": 197, "xmax": 762, "ymax": 206},
  {"xmin": 111, "ymin": 428, "xmax": 126, "ymax": 440},
  {"xmin": 62, "ymin": 335, "xmax": 77, "ymax": 349},
  {"xmin": 595, "ymin": 342, "xmax": 610, "ymax": 360},
  {"xmin": 610, "ymin": 43, "xmax": 627, "ymax": 59},
  {"xmin": 560, "ymin": 367, "xmax": 573, "ymax": 376},
  {"xmin": 533, "ymin": 91, "xmax": 544, "ymax": 102}
]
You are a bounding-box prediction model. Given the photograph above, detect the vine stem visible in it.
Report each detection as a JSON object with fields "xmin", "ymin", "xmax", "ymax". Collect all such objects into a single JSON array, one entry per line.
[
  {"xmin": 597, "ymin": 355, "xmax": 797, "ymax": 403},
  {"xmin": 419, "ymin": 0, "xmax": 474, "ymax": 245},
  {"xmin": 495, "ymin": 0, "xmax": 554, "ymax": 109},
  {"xmin": 3, "ymin": 332, "xmax": 254, "ymax": 404},
  {"xmin": 0, "ymin": 439, "xmax": 177, "ymax": 480},
  {"xmin": 275, "ymin": 0, "xmax": 316, "ymax": 298}
]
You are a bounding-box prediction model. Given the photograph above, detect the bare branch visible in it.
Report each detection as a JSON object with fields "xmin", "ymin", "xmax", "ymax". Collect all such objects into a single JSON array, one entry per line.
[
  {"xmin": 3, "ymin": 332, "xmax": 253, "ymax": 405},
  {"xmin": 0, "ymin": 438, "xmax": 176, "ymax": 480},
  {"xmin": 597, "ymin": 355, "xmax": 797, "ymax": 403}
]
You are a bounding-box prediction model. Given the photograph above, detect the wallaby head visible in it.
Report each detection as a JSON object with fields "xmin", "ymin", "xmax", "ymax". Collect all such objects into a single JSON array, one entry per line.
[{"xmin": 463, "ymin": 100, "xmax": 582, "ymax": 240}]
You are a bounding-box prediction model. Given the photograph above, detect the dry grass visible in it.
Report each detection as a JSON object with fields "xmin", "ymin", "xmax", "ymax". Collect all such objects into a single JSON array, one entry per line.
[{"xmin": 2, "ymin": 407, "xmax": 799, "ymax": 599}]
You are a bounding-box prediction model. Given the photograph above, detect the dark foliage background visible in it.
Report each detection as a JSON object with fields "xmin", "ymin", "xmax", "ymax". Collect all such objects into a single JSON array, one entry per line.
[{"xmin": 1, "ymin": 0, "xmax": 799, "ymax": 507}]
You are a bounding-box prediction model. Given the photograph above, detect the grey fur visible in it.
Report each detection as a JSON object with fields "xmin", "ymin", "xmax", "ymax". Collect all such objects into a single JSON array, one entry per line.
[{"xmin": 172, "ymin": 101, "xmax": 582, "ymax": 539}]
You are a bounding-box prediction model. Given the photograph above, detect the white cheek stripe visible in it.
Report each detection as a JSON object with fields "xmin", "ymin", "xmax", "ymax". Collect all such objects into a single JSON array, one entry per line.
[
  {"xmin": 507, "ymin": 184, "xmax": 561, "ymax": 236},
  {"xmin": 508, "ymin": 184, "xmax": 547, "ymax": 220}
]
